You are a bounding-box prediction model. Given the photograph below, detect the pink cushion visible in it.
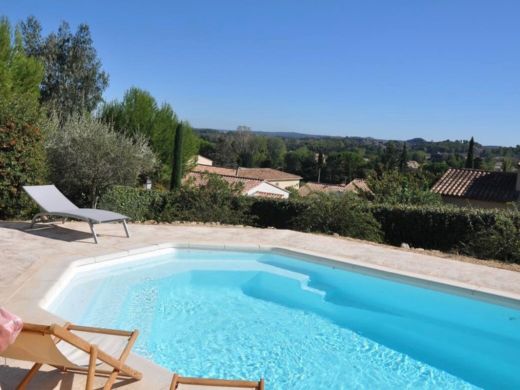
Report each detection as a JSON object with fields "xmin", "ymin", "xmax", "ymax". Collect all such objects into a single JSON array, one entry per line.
[{"xmin": 0, "ymin": 308, "xmax": 23, "ymax": 353}]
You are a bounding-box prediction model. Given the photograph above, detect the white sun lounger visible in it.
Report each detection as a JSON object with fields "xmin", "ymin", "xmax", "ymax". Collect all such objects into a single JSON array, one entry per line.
[{"xmin": 23, "ymin": 185, "xmax": 130, "ymax": 244}]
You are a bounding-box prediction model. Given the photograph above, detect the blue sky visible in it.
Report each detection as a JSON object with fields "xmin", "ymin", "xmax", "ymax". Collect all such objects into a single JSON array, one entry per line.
[{"xmin": 4, "ymin": 1, "xmax": 520, "ymax": 146}]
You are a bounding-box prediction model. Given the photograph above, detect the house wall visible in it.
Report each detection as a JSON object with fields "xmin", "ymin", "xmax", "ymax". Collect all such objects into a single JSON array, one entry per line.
[
  {"xmin": 196, "ymin": 156, "xmax": 213, "ymax": 166},
  {"xmin": 441, "ymin": 196, "xmax": 517, "ymax": 210},
  {"xmin": 267, "ymin": 179, "xmax": 300, "ymax": 189},
  {"xmin": 247, "ymin": 182, "xmax": 290, "ymax": 199}
]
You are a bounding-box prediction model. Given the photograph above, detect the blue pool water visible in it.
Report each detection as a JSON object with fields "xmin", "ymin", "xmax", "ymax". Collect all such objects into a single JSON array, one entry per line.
[{"xmin": 47, "ymin": 249, "xmax": 520, "ymax": 389}]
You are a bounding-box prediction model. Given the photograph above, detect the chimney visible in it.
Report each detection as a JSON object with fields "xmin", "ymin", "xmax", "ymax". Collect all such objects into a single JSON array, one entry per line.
[{"xmin": 516, "ymin": 162, "xmax": 520, "ymax": 192}]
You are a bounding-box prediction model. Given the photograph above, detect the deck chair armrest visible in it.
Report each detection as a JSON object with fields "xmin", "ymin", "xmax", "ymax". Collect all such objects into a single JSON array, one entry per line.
[
  {"xmin": 66, "ymin": 324, "xmax": 135, "ymax": 337},
  {"xmin": 52, "ymin": 325, "xmax": 142, "ymax": 379}
]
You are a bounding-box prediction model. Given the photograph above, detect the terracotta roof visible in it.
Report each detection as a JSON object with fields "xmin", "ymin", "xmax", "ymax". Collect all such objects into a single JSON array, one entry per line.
[
  {"xmin": 184, "ymin": 172, "xmax": 287, "ymax": 198},
  {"xmin": 192, "ymin": 165, "xmax": 302, "ymax": 181},
  {"xmin": 344, "ymin": 179, "xmax": 372, "ymax": 194},
  {"xmin": 251, "ymin": 191, "xmax": 286, "ymax": 199},
  {"xmin": 299, "ymin": 182, "xmax": 347, "ymax": 196},
  {"xmin": 299, "ymin": 179, "xmax": 372, "ymax": 196},
  {"xmin": 432, "ymin": 168, "xmax": 519, "ymax": 202},
  {"xmin": 192, "ymin": 165, "xmax": 237, "ymax": 176},
  {"xmin": 237, "ymin": 167, "xmax": 302, "ymax": 181},
  {"xmin": 185, "ymin": 172, "xmax": 261, "ymax": 192}
]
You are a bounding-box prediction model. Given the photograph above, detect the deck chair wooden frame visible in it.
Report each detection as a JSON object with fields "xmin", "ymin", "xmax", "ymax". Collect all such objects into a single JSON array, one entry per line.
[
  {"xmin": 1, "ymin": 323, "xmax": 142, "ymax": 390},
  {"xmin": 170, "ymin": 373, "xmax": 264, "ymax": 390}
]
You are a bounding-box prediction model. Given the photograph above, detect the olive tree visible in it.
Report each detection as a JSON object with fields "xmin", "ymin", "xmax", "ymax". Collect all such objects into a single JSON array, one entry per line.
[{"xmin": 45, "ymin": 114, "xmax": 157, "ymax": 207}]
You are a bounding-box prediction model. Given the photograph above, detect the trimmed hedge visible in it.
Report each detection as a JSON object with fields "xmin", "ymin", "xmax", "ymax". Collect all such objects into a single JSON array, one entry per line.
[{"xmin": 100, "ymin": 185, "xmax": 520, "ymax": 263}]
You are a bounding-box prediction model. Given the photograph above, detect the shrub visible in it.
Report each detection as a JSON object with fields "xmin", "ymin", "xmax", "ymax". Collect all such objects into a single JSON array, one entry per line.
[
  {"xmin": 160, "ymin": 175, "xmax": 252, "ymax": 225},
  {"xmin": 367, "ymin": 170, "xmax": 442, "ymax": 205},
  {"xmin": 99, "ymin": 185, "xmax": 520, "ymax": 263},
  {"xmin": 249, "ymin": 197, "xmax": 308, "ymax": 229},
  {"xmin": 370, "ymin": 204, "xmax": 520, "ymax": 263},
  {"xmin": 292, "ymin": 193, "xmax": 382, "ymax": 242},
  {"xmin": 0, "ymin": 18, "xmax": 46, "ymax": 219},
  {"xmin": 45, "ymin": 114, "xmax": 157, "ymax": 207},
  {"xmin": 460, "ymin": 213, "xmax": 520, "ymax": 262},
  {"xmin": 98, "ymin": 186, "xmax": 163, "ymax": 221}
]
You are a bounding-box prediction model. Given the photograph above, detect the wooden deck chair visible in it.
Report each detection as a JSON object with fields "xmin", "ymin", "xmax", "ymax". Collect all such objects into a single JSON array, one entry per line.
[
  {"xmin": 0, "ymin": 323, "xmax": 142, "ymax": 390},
  {"xmin": 170, "ymin": 373, "xmax": 264, "ymax": 390}
]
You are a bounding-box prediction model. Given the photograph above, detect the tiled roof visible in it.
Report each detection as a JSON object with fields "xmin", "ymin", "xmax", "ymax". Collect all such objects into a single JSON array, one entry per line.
[
  {"xmin": 192, "ymin": 165, "xmax": 302, "ymax": 181},
  {"xmin": 251, "ymin": 191, "xmax": 286, "ymax": 199},
  {"xmin": 237, "ymin": 168, "xmax": 302, "ymax": 181},
  {"xmin": 192, "ymin": 165, "xmax": 237, "ymax": 176},
  {"xmin": 185, "ymin": 172, "xmax": 262, "ymax": 192},
  {"xmin": 185, "ymin": 172, "xmax": 287, "ymax": 198},
  {"xmin": 299, "ymin": 179, "xmax": 372, "ymax": 196},
  {"xmin": 432, "ymin": 168, "xmax": 519, "ymax": 202},
  {"xmin": 344, "ymin": 179, "xmax": 372, "ymax": 194}
]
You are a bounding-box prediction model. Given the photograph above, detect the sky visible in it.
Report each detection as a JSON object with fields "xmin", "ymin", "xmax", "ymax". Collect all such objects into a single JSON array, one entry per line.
[{"xmin": 3, "ymin": 1, "xmax": 520, "ymax": 146}]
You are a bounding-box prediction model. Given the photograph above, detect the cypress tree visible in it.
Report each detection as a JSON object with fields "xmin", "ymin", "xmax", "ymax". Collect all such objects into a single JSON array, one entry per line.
[
  {"xmin": 170, "ymin": 122, "xmax": 184, "ymax": 190},
  {"xmin": 465, "ymin": 137, "xmax": 475, "ymax": 168},
  {"xmin": 399, "ymin": 143, "xmax": 408, "ymax": 172},
  {"xmin": 317, "ymin": 151, "xmax": 324, "ymax": 183}
]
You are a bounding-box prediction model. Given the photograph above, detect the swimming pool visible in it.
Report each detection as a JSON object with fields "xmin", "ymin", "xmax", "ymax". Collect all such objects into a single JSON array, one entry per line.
[{"xmin": 45, "ymin": 247, "xmax": 520, "ymax": 389}]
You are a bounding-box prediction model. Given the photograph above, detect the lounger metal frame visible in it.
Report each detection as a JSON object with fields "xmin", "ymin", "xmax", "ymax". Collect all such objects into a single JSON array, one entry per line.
[
  {"xmin": 30, "ymin": 211, "xmax": 130, "ymax": 244},
  {"xmin": 24, "ymin": 185, "xmax": 131, "ymax": 244}
]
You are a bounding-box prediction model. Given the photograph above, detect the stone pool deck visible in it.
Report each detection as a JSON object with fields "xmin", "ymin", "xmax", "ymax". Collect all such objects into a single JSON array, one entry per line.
[{"xmin": 1, "ymin": 220, "xmax": 520, "ymax": 389}]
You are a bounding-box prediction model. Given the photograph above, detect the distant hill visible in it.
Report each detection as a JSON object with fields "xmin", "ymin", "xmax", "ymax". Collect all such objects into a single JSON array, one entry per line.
[
  {"xmin": 194, "ymin": 128, "xmax": 515, "ymax": 151},
  {"xmin": 195, "ymin": 128, "xmax": 327, "ymax": 139}
]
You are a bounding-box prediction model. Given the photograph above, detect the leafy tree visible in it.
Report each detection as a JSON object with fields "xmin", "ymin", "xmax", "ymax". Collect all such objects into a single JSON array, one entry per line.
[
  {"xmin": 19, "ymin": 16, "xmax": 109, "ymax": 119},
  {"xmin": 0, "ymin": 18, "xmax": 45, "ymax": 218},
  {"xmin": 380, "ymin": 142, "xmax": 401, "ymax": 171},
  {"xmin": 367, "ymin": 171, "xmax": 442, "ymax": 205},
  {"xmin": 209, "ymin": 136, "xmax": 237, "ymax": 166},
  {"xmin": 100, "ymin": 87, "xmax": 199, "ymax": 169},
  {"xmin": 266, "ymin": 137, "xmax": 286, "ymax": 168},
  {"xmin": 465, "ymin": 137, "xmax": 475, "ymax": 168},
  {"xmin": 231, "ymin": 127, "xmax": 261, "ymax": 167},
  {"xmin": 44, "ymin": 114, "xmax": 157, "ymax": 207}
]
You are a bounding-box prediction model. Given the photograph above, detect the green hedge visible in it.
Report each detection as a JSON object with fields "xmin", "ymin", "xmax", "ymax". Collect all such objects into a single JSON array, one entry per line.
[
  {"xmin": 100, "ymin": 185, "xmax": 520, "ymax": 263},
  {"xmin": 369, "ymin": 205, "xmax": 498, "ymax": 251}
]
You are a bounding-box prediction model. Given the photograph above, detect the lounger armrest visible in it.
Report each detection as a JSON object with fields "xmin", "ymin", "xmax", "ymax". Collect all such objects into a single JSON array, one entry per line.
[{"xmin": 66, "ymin": 324, "xmax": 135, "ymax": 337}]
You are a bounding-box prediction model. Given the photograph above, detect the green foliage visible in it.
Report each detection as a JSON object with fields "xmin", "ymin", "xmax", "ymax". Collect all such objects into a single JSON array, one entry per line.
[
  {"xmin": 399, "ymin": 143, "xmax": 408, "ymax": 172},
  {"xmin": 266, "ymin": 137, "xmax": 286, "ymax": 168},
  {"xmin": 370, "ymin": 204, "xmax": 520, "ymax": 263},
  {"xmin": 292, "ymin": 193, "xmax": 382, "ymax": 242},
  {"xmin": 461, "ymin": 214, "xmax": 520, "ymax": 262},
  {"xmin": 249, "ymin": 197, "xmax": 308, "ymax": 229},
  {"xmin": 100, "ymin": 87, "xmax": 199, "ymax": 170},
  {"xmin": 0, "ymin": 18, "xmax": 45, "ymax": 218},
  {"xmin": 465, "ymin": 137, "xmax": 475, "ymax": 168},
  {"xmin": 161, "ymin": 176, "xmax": 251, "ymax": 224},
  {"xmin": 19, "ymin": 17, "xmax": 108, "ymax": 119},
  {"xmin": 367, "ymin": 170, "xmax": 442, "ymax": 205},
  {"xmin": 45, "ymin": 114, "xmax": 157, "ymax": 207},
  {"xmin": 170, "ymin": 122, "xmax": 184, "ymax": 190},
  {"xmin": 100, "ymin": 183, "xmax": 520, "ymax": 263},
  {"xmin": 99, "ymin": 185, "xmax": 162, "ymax": 221},
  {"xmin": 102, "ymin": 176, "xmax": 250, "ymax": 225}
]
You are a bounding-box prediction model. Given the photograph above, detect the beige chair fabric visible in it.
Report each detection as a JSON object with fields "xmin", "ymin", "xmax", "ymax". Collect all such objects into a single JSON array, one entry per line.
[{"xmin": 0, "ymin": 323, "xmax": 142, "ymax": 390}]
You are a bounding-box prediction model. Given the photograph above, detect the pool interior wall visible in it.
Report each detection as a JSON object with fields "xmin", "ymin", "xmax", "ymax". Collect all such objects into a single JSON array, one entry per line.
[{"xmin": 43, "ymin": 247, "xmax": 520, "ymax": 389}]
